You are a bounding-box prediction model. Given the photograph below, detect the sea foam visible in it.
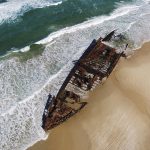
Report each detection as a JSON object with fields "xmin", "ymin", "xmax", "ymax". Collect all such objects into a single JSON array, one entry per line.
[
  {"xmin": 0, "ymin": 0, "xmax": 150, "ymax": 149},
  {"xmin": 0, "ymin": 0, "xmax": 63, "ymax": 24}
]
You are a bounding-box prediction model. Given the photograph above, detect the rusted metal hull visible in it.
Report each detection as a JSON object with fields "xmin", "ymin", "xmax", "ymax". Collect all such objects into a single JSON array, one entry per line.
[{"xmin": 42, "ymin": 32, "xmax": 124, "ymax": 131}]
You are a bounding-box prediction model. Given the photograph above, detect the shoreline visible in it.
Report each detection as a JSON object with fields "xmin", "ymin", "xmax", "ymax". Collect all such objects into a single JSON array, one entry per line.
[{"xmin": 29, "ymin": 41, "xmax": 150, "ymax": 150}]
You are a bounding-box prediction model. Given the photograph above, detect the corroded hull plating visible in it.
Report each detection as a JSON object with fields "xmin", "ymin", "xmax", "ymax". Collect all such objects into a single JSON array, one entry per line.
[{"xmin": 42, "ymin": 31, "xmax": 125, "ymax": 131}]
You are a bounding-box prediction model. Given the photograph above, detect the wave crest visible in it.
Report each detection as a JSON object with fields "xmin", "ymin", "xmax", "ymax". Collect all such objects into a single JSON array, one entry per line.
[
  {"xmin": 0, "ymin": 0, "xmax": 150, "ymax": 150},
  {"xmin": 0, "ymin": 0, "xmax": 63, "ymax": 24}
]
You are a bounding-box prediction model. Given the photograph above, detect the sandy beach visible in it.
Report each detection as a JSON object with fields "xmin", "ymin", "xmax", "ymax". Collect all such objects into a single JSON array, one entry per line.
[{"xmin": 29, "ymin": 42, "xmax": 150, "ymax": 150}]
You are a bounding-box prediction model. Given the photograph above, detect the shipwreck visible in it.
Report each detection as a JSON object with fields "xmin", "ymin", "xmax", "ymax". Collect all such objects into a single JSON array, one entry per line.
[{"xmin": 42, "ymin": 30, "xmax": 127, "ymax": 131}]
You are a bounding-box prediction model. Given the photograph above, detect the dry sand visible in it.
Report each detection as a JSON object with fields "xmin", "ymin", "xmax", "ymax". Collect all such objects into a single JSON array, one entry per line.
[{"xmin": 29, "ymin": 42, "xmax": 150, "ymax": 150}]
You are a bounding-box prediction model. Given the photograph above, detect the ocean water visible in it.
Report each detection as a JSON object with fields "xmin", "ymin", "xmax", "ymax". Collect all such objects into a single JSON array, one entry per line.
[{"xmin": 0, "ymin": 0, "xmax": 150, "ymax": 149}]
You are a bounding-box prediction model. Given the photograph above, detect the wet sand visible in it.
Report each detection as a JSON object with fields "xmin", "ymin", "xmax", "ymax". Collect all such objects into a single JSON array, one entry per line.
[{"xmin": 29, "ymin": 42, "xmax": 150, "ymax": 150}]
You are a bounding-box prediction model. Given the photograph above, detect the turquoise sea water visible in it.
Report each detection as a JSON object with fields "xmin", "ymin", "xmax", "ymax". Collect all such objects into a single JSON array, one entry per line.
[
  {"xmin": 0, "ymin": 0, "xmax": 132, "ymax": 55},
  {"xmin": 0, "ymin": 0, "xmax": 150, "ymax": 150}
]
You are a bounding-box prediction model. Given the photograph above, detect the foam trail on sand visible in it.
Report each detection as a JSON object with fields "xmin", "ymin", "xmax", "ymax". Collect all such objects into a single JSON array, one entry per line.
[{"xmin": 0, "ymin": 0, "xmax": 150, "ymax": 150}]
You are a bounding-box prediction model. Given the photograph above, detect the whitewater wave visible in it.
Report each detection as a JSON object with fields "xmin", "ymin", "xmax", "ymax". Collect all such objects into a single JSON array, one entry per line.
[
  {"xmin": 0, "ymin": 0, "xmax": 150, "ymax": 150},
  {"xmin": 0, "ymin": 0, "xmax": 63, "ymax": 24}
]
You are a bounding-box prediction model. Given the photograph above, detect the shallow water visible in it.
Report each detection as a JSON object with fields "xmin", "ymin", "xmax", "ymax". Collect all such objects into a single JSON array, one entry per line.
[
  {"xmin": 0, "ymin": 0, "xmax": 150, "ymax": 149},
  {"xmin": 0, "ymin": 0, "xmax": 133, "ymax": 55}
]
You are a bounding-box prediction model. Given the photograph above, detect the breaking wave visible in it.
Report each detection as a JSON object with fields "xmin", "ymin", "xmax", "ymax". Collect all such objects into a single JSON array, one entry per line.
[
  {"xmin": 0, "ymin": 0, "xmax": 132, "ymax": 54},
  {"xmin": 0, "ymin": 0, "xmax": 150, "ymax": 150},
  {"xmin": 0, "ymin": 0, "xmax": 63, "ymax": 24}
]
